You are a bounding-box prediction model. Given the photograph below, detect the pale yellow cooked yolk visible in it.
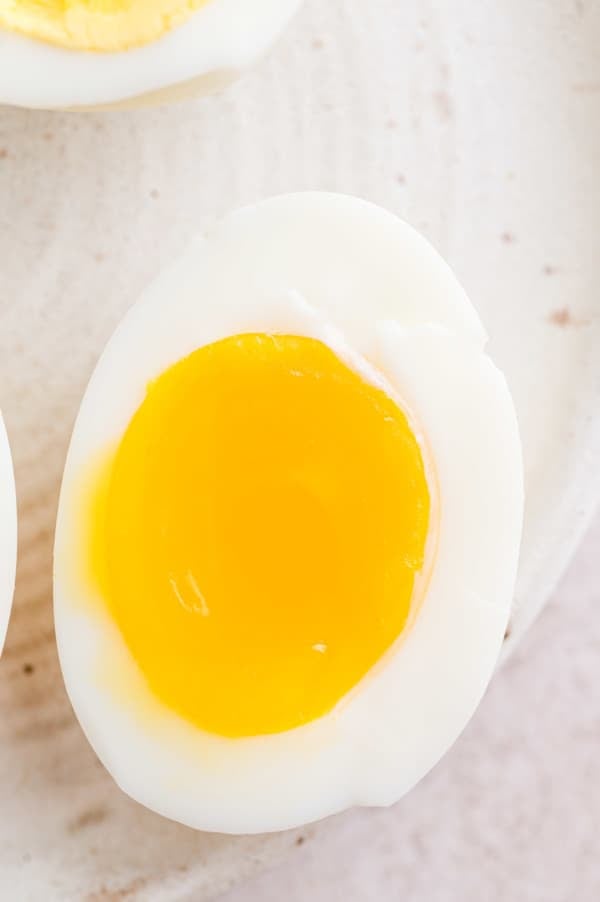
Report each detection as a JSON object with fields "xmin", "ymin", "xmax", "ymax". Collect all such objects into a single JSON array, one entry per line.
[
  {"xmin": 0, "ymin": 0, "xmax": 208, "ymax": 52},
  {"xmin": 88, "ymin": 334, "xmax": 431, "ymax": 737}
]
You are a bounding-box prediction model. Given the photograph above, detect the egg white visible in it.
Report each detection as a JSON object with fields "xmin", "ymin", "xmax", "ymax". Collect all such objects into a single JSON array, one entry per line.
[
  {"xmin": 0, "ymin": 0, "xmax": 302, "ymax": 110},
  {"xmin": 0, "ymin": 413, "xmax": 17, "ymax": 656},
  {"xmin": 54, "ymin": 193, "xmax": 523, "ymax": 834}
]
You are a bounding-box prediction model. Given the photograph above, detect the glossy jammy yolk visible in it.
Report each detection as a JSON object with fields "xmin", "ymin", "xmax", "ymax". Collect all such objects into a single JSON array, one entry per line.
[
  {"xmin": 92, "ymin": 334, "xmax": 431, "ymax": 737},
  {"xmin": 0, "ymin": 0, "xmax": 207, "ymax": 52}
]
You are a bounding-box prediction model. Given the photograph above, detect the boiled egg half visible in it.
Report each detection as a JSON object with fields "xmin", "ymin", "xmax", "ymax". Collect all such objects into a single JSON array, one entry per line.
[
  {"xmin": 0, "ymin": 0, "xmax": 302, "ymax": 109},
  {"xmin": 54, "ymin": 193, "xmax": 523, "ymax": 834},
  {"xmin": 0, "ymin": 413, "xmax": 17, "ymax": 656}
]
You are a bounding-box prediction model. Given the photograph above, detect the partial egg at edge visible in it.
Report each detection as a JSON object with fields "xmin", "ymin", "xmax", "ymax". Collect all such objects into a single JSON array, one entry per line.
[
  {"xmin": 0, "ymin": 413, "xmax": 17, "ymax": 656},
  {"xmin": 0, "ymin": 0, "xmax": 303, "ymax": 110},
  {"xmin": 53, "ymin": 192, "xmax": 523, "ymax": 834}
]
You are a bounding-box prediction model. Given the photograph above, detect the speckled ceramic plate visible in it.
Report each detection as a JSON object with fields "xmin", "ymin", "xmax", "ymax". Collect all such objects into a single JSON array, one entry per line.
[{"xmin": 0, "ymin": 0, "xmax": 599, "ymax": 899}]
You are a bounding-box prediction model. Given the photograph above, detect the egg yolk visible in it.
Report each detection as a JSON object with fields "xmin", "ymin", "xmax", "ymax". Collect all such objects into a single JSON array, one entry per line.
[
  {"xmin": 91, "ymin": 334, "xmax": 431, "ymax": 737},
  {"xmin": 0, "ymin": 0, "xmax": 208, "ymax": 52}
]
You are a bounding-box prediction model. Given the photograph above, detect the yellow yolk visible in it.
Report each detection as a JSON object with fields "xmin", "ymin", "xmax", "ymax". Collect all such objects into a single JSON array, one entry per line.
[
  {"xmin": 0, "ymin": 0, "xmax": 208, "ymax": 52},
  {"xmin": 89, "ymin": 334, "xmax": 431, "ymax": 737}
]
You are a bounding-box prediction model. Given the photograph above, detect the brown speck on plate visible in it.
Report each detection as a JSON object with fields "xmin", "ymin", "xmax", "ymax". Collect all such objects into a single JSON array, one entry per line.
[
  {"xmin": 432, "ymin": 90, "xmax": 453, "ymax": 121},
  {"xmin": 547, "ymin": 307, "xmax": 590, "ymax": 328},
  {"xmin": 571, "ymin": 82, "xmax": 600, "ymax": 93},
  {"xmin": 68, "ymin": 806, "xmax": 110, "ymax": 834},
  {"xmin": 86, "ymin": 876, "xmax": 147, "ymax": 902},
  {"xmin": 549, "ymin": 307, "xmax": 573, "ymax": 327}
]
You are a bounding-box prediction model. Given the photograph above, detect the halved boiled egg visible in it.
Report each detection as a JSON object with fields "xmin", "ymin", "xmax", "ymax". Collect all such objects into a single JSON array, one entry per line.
[
  {"xmin": 0, "ymin": 413, "xmax": 17, "ymax": 656},
  {"xmin": 0, "ymin": 0, "xmax": 302, "ymax": 109},
  {"xmin": 54, "ymin": 193, "xmax": 523, "ymax": 834}
]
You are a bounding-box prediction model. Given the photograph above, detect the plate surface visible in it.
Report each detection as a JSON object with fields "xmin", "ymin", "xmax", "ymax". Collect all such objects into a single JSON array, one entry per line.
[{"xmin": 0, "ymin": 0, "xmax": 599, "ymax": 898}]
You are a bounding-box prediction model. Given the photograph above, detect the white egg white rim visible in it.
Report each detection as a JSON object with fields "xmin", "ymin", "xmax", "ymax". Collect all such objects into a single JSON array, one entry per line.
[
  {"xmin": 54, "ymin": 193, "xmax": 523, "ymax": 834},
  {"xmin": 0, "ymin": 0, "xmax": 302, "ymax": 109},
  {"xmin": 0, "ymin": 412, "xmax": 17, "ymax": 656}
]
